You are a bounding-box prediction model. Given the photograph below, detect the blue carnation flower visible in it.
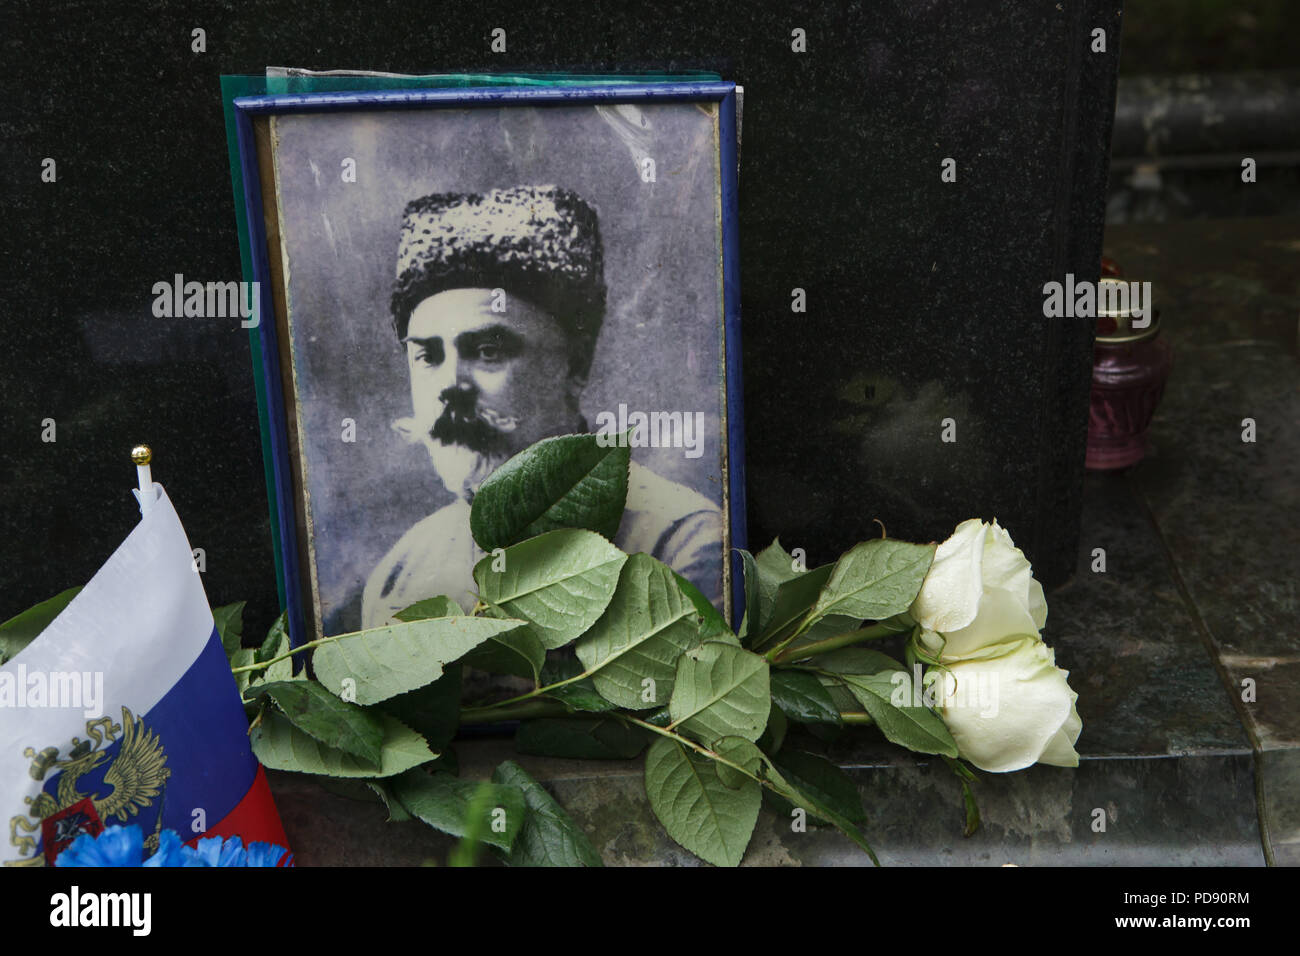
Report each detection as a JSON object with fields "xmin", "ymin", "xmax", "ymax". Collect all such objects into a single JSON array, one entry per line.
[
  {"xmin": 246, "ymin": 841, "xmax": 294, "ymax": 868},
  {"xmin": 56, "ymin": 824, "xmax": 145, "ymax": 867},
  {"xmin": 142, "ymin": 829, "xmax": 203, "ymax": 868},
  {"xmin": 55, "ymin": 824, "xmax": 292, "ymax": 867},
  {"xmin": 194, "ymin": 834, "xmax": 249, "ymax": 867}
]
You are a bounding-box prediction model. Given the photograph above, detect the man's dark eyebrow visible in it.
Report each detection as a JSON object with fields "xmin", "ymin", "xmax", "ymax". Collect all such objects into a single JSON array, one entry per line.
[{"xmin": 453, "ymin": 324, "xmax": 525, "ymax": 352}]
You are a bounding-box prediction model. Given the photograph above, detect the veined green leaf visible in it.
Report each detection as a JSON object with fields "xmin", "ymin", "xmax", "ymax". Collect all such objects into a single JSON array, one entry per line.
[
  {"xmin": 830, "ymin": 660, "xmax": 958, "ymax": 758},
  {"xmin": 462, "ymin": 626, "xmax": 547, "ymax": 682},
  {"xmin": 671, "ymin": 570, "xmax": 735, "ymax": 644},
  {"xmin": 247, "ymin": 679, "xmax": 385, "ymax": 767},
  {"xmin": 377, "ymin": 664, "xmax": 463, "ymax": 751},
  {"xmin": 771, "ymin": 669, "xmax": 842, "ymax": 725},
  {"xmin": 753, "ymin": 538, "xmax": 805, "ymax": 632},
  {"xmin": 474, "ymin": 529, "xmax": 626, "ymax": 650},
  {"xmin": 251, "ymin": 711, "xmax": 434, "ymax": 778},
  {"xmin": 213, "ymin": 601, "xmax": 246, "ymax": 657},
  {"xmin": 712, "ymin": 736, "xmax": 764, "ymax": 790},
  {"xmin": 668, "ymin": 641, "xmax": 770, "ymax": 745},
  {"xmin": 394, "ymin": 596, "xmax": 463, "ymax": 621},
  {"xmin": 538, "ymin": 657, "xmax": 616, "ymax": 713},
  {"xmin": 576, "ymin": 553, "xmax": 706, "ymax": 710},
  {"xmin": 469, "ymin": 433, "xmax": 630, "ymax": 552},
  {"xmin": 810, "ymin": 539, "xmax": 935, "ymax": 622},
  {"xmin": 760, "ymin": 756, "xmax": 879, "ymax": 865},
  {"xmin": 644, "ymin": 736, "xmax": 760, "ymax": 867},
  {"xmin": 492, "ymin": 760, "xmax": 602, "ymax": 867},
  {"xmin": 255, "ymin": 611, "xmax": 289, "ymax": 665},
  {"xmin": 313, "ymin": 615, "xmax": 526, "ymax": 705},
  {"xmin": 755, "ymin": 563, "xmax": 833, "ymax": 648},
  {"xmin": 766, "ymin": 750, "xmax": 866, "ymax": 825},
  {"xmin": 390, "ymin": 769, "xmax": 526, "ymax": 852}
]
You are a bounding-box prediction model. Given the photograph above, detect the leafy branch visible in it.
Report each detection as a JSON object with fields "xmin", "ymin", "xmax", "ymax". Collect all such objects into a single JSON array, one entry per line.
[{"xmin": 203, "ymin": 431, "xmax": 981, "ymax": 867}]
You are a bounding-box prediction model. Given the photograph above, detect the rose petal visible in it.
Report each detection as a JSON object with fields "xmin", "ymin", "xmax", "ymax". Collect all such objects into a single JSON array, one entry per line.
[
  {"xmin": 981, "ymin": 520, "xmax": 1036, "ymax": 603},
  {"xmin": 911, "ymin": 518, "xmax": 987, "ymax": 633},
  {"xmin": 937, "ymin": 638, "xmax": 1075, "ymax": 773},
  {"xmin": 938, "ymin": 587, "xmax": 1042, "ymax": 659},
  {"xmin": 1038, "ymin": 694, "xmax": 1081, "ymax": 767}
]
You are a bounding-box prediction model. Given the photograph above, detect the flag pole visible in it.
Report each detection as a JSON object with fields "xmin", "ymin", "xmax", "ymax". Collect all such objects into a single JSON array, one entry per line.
[{"xmin": 132, "ymin": 444, "xmax": 154, "ymax": 516}]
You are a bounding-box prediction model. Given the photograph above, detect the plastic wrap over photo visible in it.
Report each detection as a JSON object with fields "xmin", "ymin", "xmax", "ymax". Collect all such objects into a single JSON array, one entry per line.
[{"xmin": 268, "ymin": 102, "xmax": 728, "ymax": 636}]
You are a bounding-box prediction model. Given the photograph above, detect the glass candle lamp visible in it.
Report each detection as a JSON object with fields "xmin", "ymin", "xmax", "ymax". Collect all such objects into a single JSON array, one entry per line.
[{"xmin": 1085, "ymin": 277, "xmax": 1173, "ymax": 471}]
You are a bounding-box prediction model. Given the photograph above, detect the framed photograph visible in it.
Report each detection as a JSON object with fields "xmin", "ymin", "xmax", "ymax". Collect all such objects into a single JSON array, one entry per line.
[{"xmin": 231, "ymin": 81, "xmax": 745, "ymax": 650}]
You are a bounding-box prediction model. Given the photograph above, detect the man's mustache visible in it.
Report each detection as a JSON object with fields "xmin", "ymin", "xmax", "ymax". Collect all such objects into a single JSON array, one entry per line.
[{"xmin": 429, "ymin": 391, "xmax": 515, "ymax": 453}]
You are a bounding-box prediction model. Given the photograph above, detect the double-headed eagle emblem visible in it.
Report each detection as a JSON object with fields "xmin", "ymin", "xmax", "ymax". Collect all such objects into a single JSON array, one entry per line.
[{"xmin": 5, "ymin": 706, "xmax": 170, "ymax": 866}]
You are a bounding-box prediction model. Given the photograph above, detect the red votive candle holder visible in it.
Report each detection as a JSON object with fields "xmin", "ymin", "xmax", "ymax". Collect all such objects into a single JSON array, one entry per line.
[{"xmin": 1086, "ymin": 276, "xmax": 1173, "ymax": 471}]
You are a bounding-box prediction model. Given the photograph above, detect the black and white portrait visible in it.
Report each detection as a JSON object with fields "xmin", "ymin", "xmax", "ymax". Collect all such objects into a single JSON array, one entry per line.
[{"xmin": 265, "ymin": 99, "xmax": 732, "ymax": 638}]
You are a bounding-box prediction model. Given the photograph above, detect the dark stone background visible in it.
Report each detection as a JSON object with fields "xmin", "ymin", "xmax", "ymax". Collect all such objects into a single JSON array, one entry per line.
[{"xmin": 0, "ymin": 0, "xmax": 1122, "ymax": 641}]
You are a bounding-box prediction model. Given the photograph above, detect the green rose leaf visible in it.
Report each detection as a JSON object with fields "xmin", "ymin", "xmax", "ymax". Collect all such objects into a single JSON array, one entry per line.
[
  {"xmin": 247, "ymin": 679, "xmax": 385, "ymax": 767},
  {"xmin": 248, "ymin": 626, "xmax": 300, "ymax": 688},
  {"xmin": 770, "ymin": 670, "xmax": 842, "ymax": 725},
  {"xmin": 668, "ymin": 641, "xmax": 770, "ymax": 745},
  {"xmin": 461, "ymin": 626, "xmax": 547, "ymax": 682},
  {"xmin": 365, "ymin": 779, "xmax": 412, "ymax": 822},
  {"xmin": 644, "ymin": 736, "xmax": 760, "ymax": 867},
  {"xmin": 829, "ymin": 661, "xmax": 959, "ymax": 758},
  {"xmin": 255, "ymin": 611, "xmax": 289, "ymax": 664},
  {"xmin": 712, "ymin": 736, "xmax": 764, "ymax": 790},
  {"xmin": 575, "ymin": 553, "xmax": 707, "ymax": 710},
  {"xmin": 514, "ymin": 717, "xmax": 651, "ymax": 760},
  {"xmin": 754, "ymin": 563, "xmax": 833, "ymax": 648},
  {"xmin": 642, "ymin": 706, "xmax": 672, "ymax": 728},
  {"xmin": 213, "ymin": 601, "xmax": 246, "ymax": 657},
  {"xmin": 0, "ymin": 587, "xmax": 84, "ymax": 664},
  {"xmin": 816, "ymin": 648, "xmax": 903, "ymax": 675},
  {"xmin": 394, "ymin": 596, "xmax": 463, "ymax": 622},
  {"xmin": 816, "ymin": 674, "xmax": 862, "ymax": 715},
  {"xmin": 390, "ymin": 769, "xmax": 527, "ymax": 852},
  {"xmin": 377, "ymin": 664, "xmax": 463, "ymax": 751},
  {"xmin": 313, "ymin": 615, "xmax": 526, "ymax": 705},
  {"xmin": 538, "ymin": 658, "xmax": 616, "ymax": 713},
  {"xmin": 783, "ymin": 612, "xmax": 867, "ymax": 655},
  {"xmin": 766, "ymin": 750, "xmax": 866, "ymax": 825},
  {"xmin": 491, "ymin": 760, "xmax": 603, "ymax": 867},
  {"xmin": 736, "ymin": 549, "xmax": 762, "ymax": 642},
  {"xmin": 758, "ymin": 703, "xmax": 788, "ymax": 755},
  {"xmin": 754, "ymin": 538, "xmax": 805, "ymax": 626},
  {"xmin": 474, "ymin": 529, "xmax": 627, "ymax": 650},
  {"xmin": 251, "ymin": 711, "xmax": 434, "ymax": 778},
  {"xmin": 469, "ymin": 433, "xmax": 630, "ymax": 552},
  {"xmin": 760, "ymin": 757, "xmax": 879, "ymax": 866},
  {"xmin": 810, "ymin": 539, "xmax": 936, "ymax": 622},
  {"xmin": 229, "ymin": 647, "xmax": 257, "ymax": 697},
  {"xmin": 671, "ymin": 570, "xmax": 735, "ymax": 645}
]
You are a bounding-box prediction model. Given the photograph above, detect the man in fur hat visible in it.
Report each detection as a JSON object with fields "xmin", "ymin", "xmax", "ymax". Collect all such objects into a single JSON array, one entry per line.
[{"xmin": 361, "ymin": 185, "xmax": 723, "ymax": 628}]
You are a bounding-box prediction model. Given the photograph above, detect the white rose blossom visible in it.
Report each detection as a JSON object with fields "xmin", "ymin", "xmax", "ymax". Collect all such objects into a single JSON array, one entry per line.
[
  {"xmin": 931, "ymin": 637, "xmax": 1082, "ymax": 773},
  {"xmin": 912, "ymin": 518, "xmax": 1048, "ymax": 660},
  {"xmin": 911, "ymin": 519, "xmax": 1081, "ymax": 773}
]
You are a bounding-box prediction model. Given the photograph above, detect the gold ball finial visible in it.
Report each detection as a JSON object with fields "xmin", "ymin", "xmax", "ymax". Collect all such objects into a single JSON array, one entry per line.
[{"xmin": 131, "ymin": 444, "xmax": 152, "ymax": 466}]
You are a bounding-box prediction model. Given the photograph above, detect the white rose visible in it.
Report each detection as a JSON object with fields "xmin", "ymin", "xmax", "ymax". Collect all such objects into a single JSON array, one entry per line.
[
  {"xmin": 911, "ymin": 518, "xmax": 1048, "ymax": 660},
  {"xmin": 932, "ymin": 636, "xmax": 1081, "ymax": 773}
]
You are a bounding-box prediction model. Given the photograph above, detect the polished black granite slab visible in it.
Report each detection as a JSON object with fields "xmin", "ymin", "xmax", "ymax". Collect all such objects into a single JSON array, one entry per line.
[
  {"xmin": 268, "ymin": 217, "xmax": 1297, "ymax": 866},
  {"xmin": 2, "ymin": 1, "xmax": 1123, "ymax": 639}
]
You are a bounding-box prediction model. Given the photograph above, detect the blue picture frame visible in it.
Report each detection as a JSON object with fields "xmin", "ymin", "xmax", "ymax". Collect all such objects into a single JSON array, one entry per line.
[{"xmin": 231, "ymin": 81, "xmax": 746, "ymax": 650}]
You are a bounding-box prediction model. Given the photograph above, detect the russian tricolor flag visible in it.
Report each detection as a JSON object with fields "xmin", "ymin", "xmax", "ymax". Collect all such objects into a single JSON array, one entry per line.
[{"xmin": 0, "ymin": 484, "xmax": 287, "ymax": 866}]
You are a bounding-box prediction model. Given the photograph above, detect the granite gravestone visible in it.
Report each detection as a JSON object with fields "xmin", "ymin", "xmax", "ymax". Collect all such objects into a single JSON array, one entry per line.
[{"xmin": 1, "ymin": 1, "xmax": 1122, "ymax": 635}]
